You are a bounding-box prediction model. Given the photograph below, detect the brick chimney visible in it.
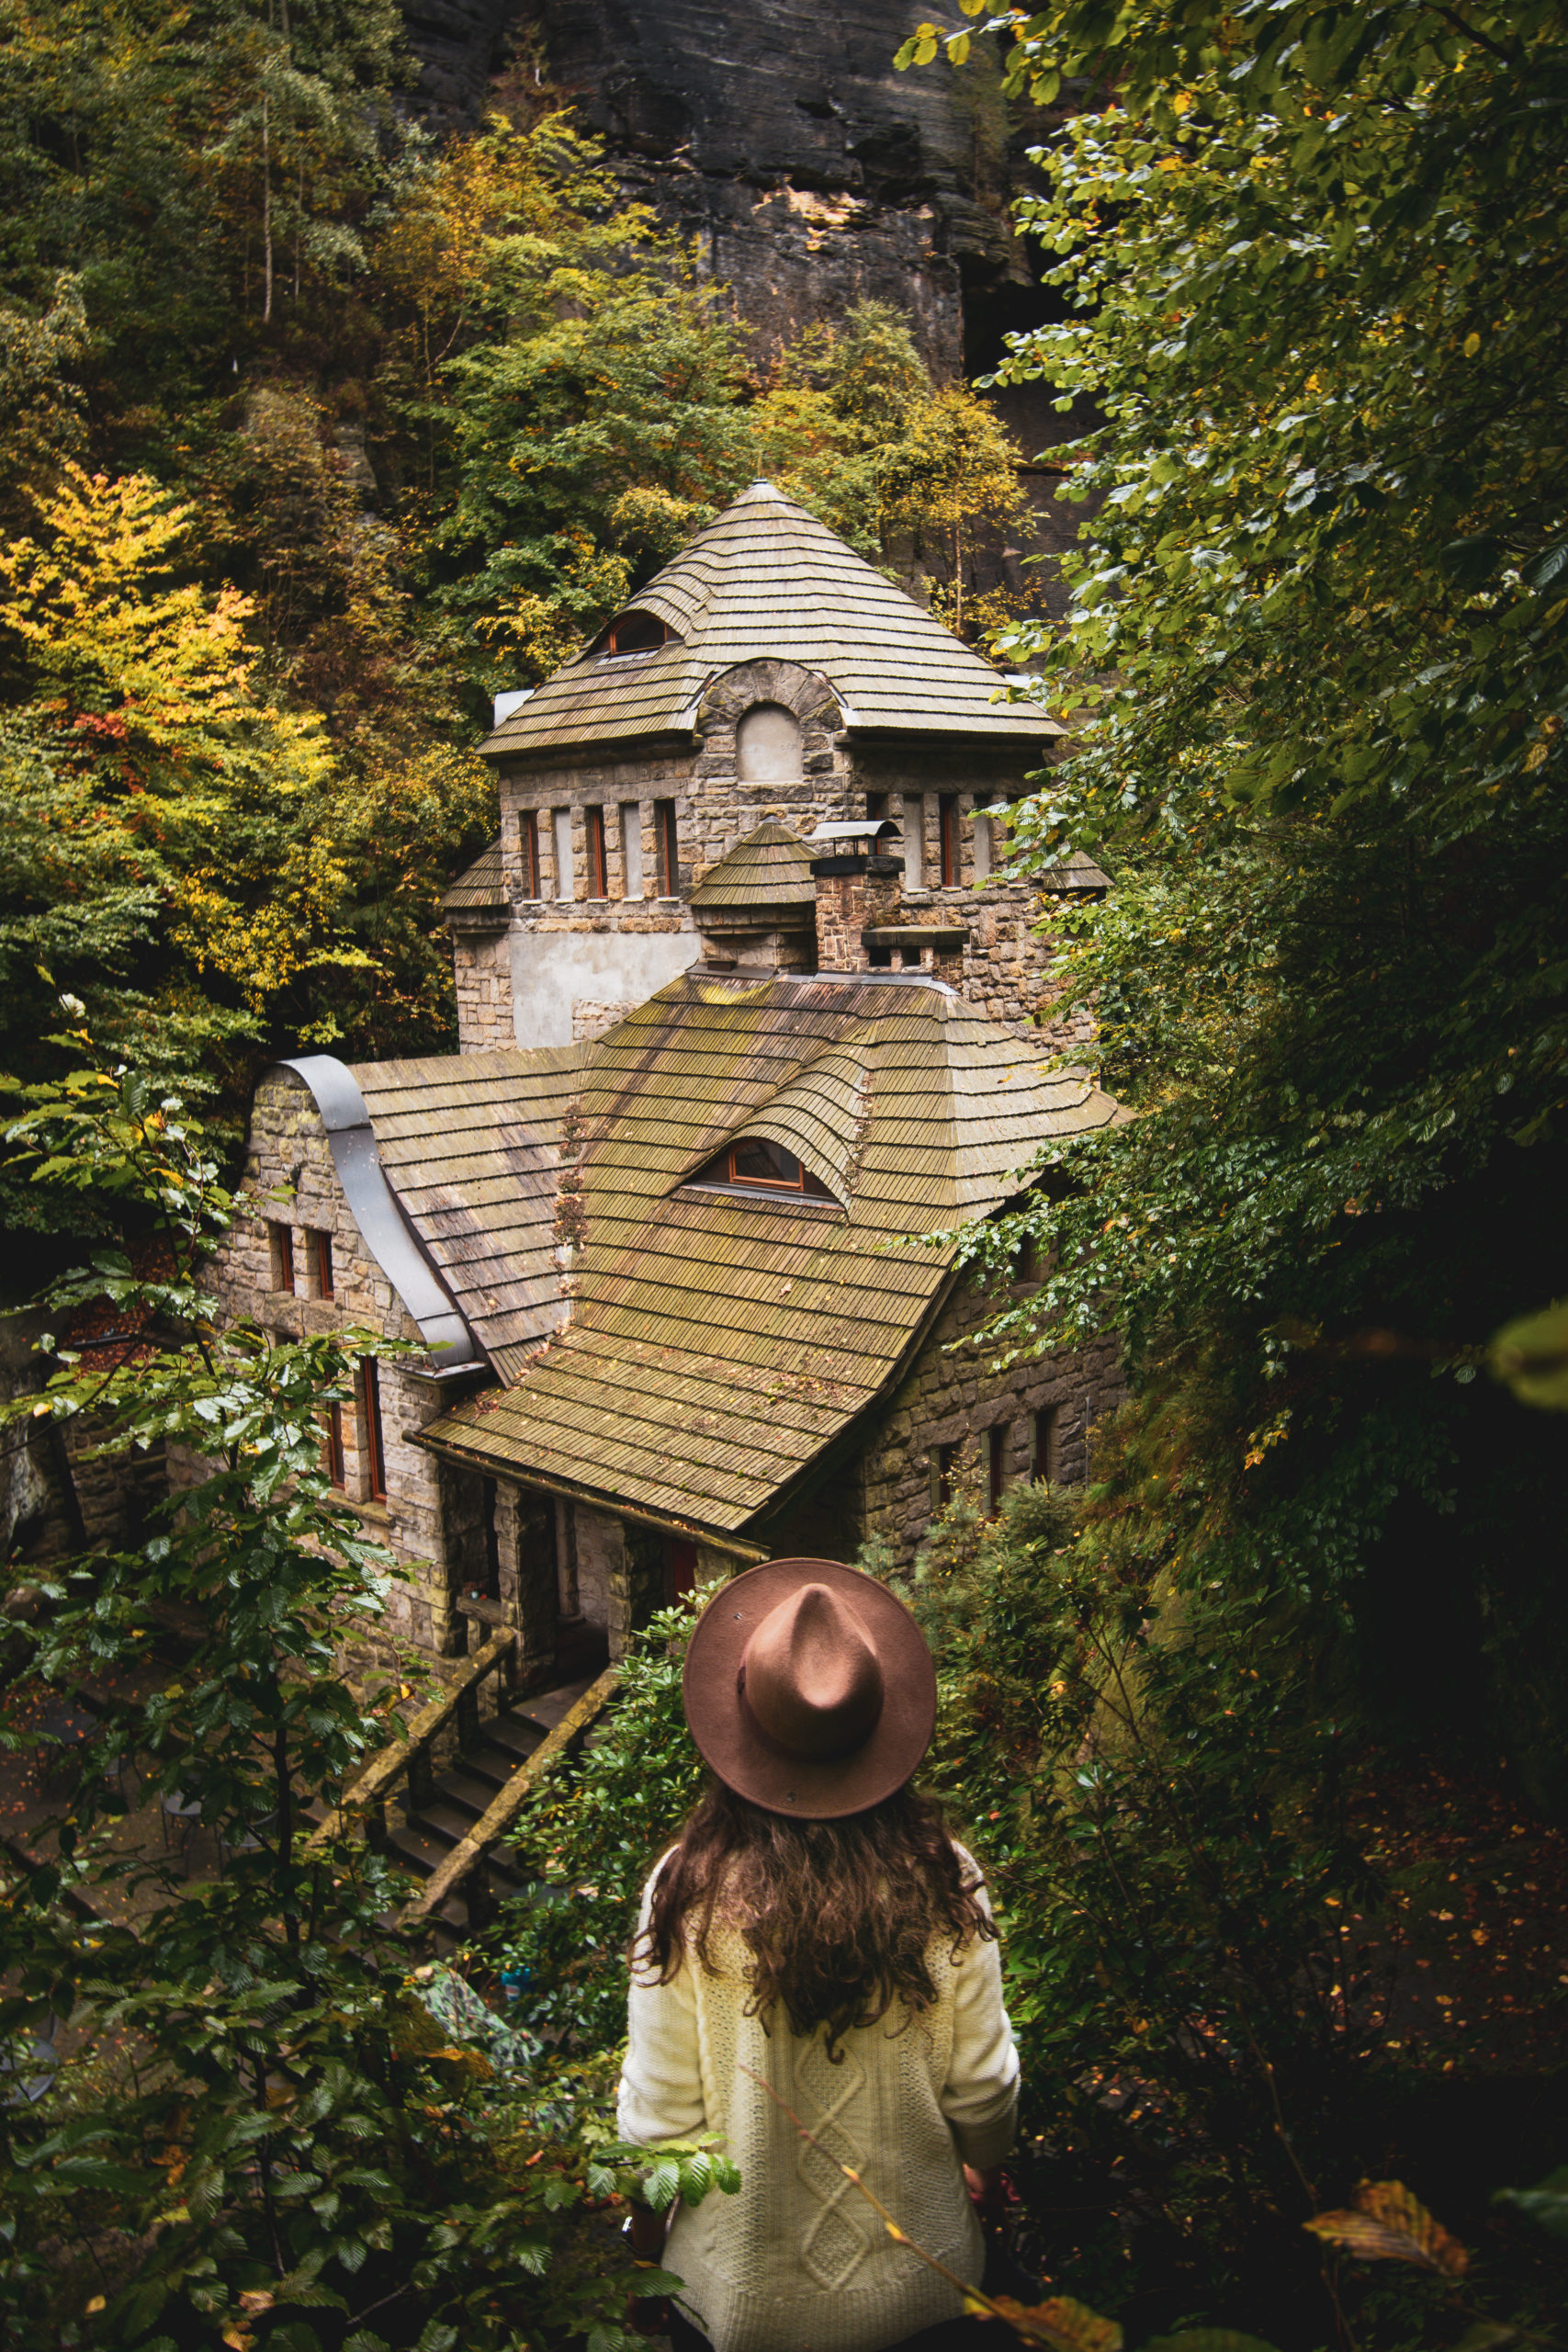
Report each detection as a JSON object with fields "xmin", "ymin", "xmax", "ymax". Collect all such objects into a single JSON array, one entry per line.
[{"xmin": 809, "ymin": 821, "xmax": 904, "ymax": 972}]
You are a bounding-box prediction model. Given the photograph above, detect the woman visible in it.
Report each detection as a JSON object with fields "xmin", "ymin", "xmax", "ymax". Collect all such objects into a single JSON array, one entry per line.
[{"xmin": 617, "ymin": 1557, "xmax": 1020, "ymax": 2352}]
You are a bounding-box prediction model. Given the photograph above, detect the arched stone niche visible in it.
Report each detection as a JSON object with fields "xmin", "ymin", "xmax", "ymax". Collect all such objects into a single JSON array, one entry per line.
[{"xmin": 737, "ymin": 702, "xmax": 803, "ymax": 783}]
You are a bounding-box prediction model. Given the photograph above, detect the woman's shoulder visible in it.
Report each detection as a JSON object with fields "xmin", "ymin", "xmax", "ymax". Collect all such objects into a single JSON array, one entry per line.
[{"xmin": 944, "ymin": 1838, "xmax": 998, "ymax": 1935}]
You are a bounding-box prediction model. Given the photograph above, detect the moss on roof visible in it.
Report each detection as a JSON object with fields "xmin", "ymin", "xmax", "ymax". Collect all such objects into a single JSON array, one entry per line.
[
  {"xmin": 409, "ymin": 973, "xmax": 1119, "ymax": 1539},
  {"xmin": 480, "ymin": 482, "xmax": 1066, "ymax": 759}
]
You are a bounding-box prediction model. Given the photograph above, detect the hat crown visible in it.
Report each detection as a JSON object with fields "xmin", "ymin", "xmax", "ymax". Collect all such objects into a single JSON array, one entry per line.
[{"xmin": 740, "ymin": 1582, "xmax": 885, "ymax": 1762}]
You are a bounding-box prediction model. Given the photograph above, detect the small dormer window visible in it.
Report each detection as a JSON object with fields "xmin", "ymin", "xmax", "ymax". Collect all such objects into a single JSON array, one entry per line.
[
  {"xmin": 601, "ymin": 610, "xmax": 671, "ymax": 656},
  {"xmin": 691, "ymin": 1137, "xmax": 835, "ymax": 1199}
]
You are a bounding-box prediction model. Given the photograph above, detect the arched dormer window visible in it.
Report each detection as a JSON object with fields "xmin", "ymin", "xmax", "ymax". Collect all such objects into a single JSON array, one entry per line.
[
  {"xmin": 737, "ymin": 702, "xmax": 803, "ymax": 782},
  {"xmin": 689, "ymin": 1136, "xmax": 835, "ymax": 1200},
  {"xmin": 600, "ymin": 610, "xmax": 671, "ymax": 656}
]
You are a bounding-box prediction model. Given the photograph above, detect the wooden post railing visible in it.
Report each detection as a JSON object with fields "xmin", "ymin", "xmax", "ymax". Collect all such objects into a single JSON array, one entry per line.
[{"xmin": 306, "ymin": 1629, "xmax": 515, "ymax": 1853}]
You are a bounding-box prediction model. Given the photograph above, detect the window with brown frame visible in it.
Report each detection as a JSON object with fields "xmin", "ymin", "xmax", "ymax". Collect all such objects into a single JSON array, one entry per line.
[
  {"xmin": 358, "ymin": 1356, "xmax": 387, "ymax": 1501},
  {"xmin": 654, "ymin": 799, "xmax": 679, "ymax": 895},
  {"xmin": 321, "ymin": 1402, "xmax": 345, "ymax": 1487},
  {"xmin": 268, "ymin": 1222, "xmax": 295, "ymax": 1294},
  {"xmin": 938, "ymin": 794, "xmax": 960, "ymax": 888},
  {"xmin": 584, "ymin": 805, "xmax": 608, "ymax": 898},
  {"xmin": 518, "ymin": 809, "xmax": 540, "ymax": 899},
  {"xmin": 602, "ymin": 610, "xmax": 670, "ymax": 655},
  {"xmin": 690, "ymin": 1136, "xmax": 835, "ymax": 1199},
  {"xmin": 309, "ymin": 1227, "xmax": 333, "ymax": 1300}
]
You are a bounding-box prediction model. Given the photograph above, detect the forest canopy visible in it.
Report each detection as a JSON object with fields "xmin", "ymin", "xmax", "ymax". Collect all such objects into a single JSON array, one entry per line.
[{"xmin": 0, "ymin": 8, "xmax": 1026, "ymax": 1165}]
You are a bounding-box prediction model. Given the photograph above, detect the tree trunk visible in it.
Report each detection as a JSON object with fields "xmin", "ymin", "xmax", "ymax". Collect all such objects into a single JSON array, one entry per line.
[{"xmin": 261, "ymin": 93, "xmax": 273, "ymax": 324}]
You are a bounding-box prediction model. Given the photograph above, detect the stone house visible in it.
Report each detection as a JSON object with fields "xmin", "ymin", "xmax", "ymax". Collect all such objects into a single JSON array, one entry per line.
[
  {"xmin": 212, "ymin": 487, "xmax": 1122, "ymax": 1685},
  {"xmin": 217, "ymin": 956, "xmax": 1120, "ymax": 1682},
  {"xmin": 442, "ymin": 479, "xmax": 1107, "ymax": 1055}
]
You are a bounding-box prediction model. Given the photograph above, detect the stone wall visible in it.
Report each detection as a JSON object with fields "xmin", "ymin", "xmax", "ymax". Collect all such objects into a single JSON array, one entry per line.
[
  {"xmin": 476, "ymin": 662, "xmax": 1085, "ymax": 1051},
  {"xmin": 451, "ymin": 921, "xmax": 515, "ymax": 1053},
  {"xmin": 213, "ymin": 1070, "xmax": 460, "ymax": 1655},
  {"xmin": 861, "ymin": 1266, "xmax": 1123, "ymax": 1568}
]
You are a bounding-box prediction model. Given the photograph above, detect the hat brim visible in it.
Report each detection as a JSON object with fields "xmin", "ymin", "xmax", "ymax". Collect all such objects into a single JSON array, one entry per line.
[{"xmin": 682, "ymin": 1557, "xmax": 936, "ymax": 1819}]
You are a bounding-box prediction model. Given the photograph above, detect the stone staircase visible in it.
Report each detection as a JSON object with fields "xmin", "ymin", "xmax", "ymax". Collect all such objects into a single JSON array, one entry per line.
[{"xmin": 379, "ymin": 1669, "xmax": 602, "ymax": 1949}]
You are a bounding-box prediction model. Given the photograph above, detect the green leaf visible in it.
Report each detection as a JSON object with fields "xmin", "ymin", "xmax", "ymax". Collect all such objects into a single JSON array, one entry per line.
[
  {"xmin": 1488, "ymin": 1305, "xmax": 1568, "ymax": 1411},
  {"xmin": 1494, "ymin": 2165, "xmax": 1568, "ymax": 2241}
]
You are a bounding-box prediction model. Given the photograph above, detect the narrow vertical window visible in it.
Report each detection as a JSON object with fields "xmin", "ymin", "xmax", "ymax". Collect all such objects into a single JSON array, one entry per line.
[
  {"xmin": 973, "ymin": 811, "xmax": 993, "ymax": 881},
  {"xmin": 481, "ymin": 1476, "xmax": 501, "ymax": 1600},
  {"xmin": 903, "ymin": 797, "xmax": 924, "ymax": 889},
  {"xmin": 358, "ymin": 1356, "xmax": 387, "ymax": 1501},
  {"xmin": 584, "ymin": 804, "xmax": 608, "ymax": 897},
  {"xmin": 939, "ymin": 794, "xmax": 960, "ymax": 888},
  {"xmin": 987, "ymin": 1422, "xmax": 1009, "ymax": 1514},
  {"xmin": 654, "ymin": 799, "xmax": 679, "ymax": 895},
  {"xmin": 321, "ymin": 1402, "xmax": 345, "ymax": 1487},
  {"xmin": 269, "ymin": 1222, "xmax": 295, "ymax": 1295},
  {"xmin": 552, "ymin": 808, "xmax": 574, "ymax": 900},
  {"xmin": 865, "ymin": 791, "xmax": 888, "ymax": 820},
  {"xmin": 518, "ymin": 808, "xmax": 540, "ymax": 899},
  {"xmin": 620, "ymin": 802, "xmax": 645, "ymax": 898},
  {"xmin": 1032, "ymin": 1405, "xmax": 1060, "ymax": 1486},
  {"xmin": 930, "ymin": 1442, "xmax": 956, "ymax": 1514},
  {"xmin": 310, "ymin": 1227, "xmax": 333, "ymax": 1300}
]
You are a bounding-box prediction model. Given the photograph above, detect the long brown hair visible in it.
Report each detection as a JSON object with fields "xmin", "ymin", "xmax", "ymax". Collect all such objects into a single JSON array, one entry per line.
[{"xmin": 639, "ymin": 1779, "xmax": 995, "ymax": 2054}]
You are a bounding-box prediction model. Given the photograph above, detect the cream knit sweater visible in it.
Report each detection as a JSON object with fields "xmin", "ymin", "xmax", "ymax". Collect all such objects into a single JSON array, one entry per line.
[{"xmin": 616, "ymin": 1848, "xmax": 1020, "ymax": 2352}]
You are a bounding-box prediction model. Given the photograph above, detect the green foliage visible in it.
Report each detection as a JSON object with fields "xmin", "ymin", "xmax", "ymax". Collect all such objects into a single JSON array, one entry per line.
[
  {"xmin": 907, "ymin": 5, "xmax": 1568, "ymax": 1815},
  {"xmin": 0, "ymin": 1048, "xmax": 733, "ymax": 2347},
  {"xmin": 903, "ymin": 1484, "xmax": 1568, "ymax": 2343}
]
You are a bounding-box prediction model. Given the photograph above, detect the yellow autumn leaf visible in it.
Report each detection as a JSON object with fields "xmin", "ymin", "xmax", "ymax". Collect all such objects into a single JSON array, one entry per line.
[
  {"xmin": 1304, "ymin": 2179, "xmax": 1469, "ymax": 2277},
  {"xmin": 1464, "ymin": 331, "xmax": 1481, "ymax": 356}
]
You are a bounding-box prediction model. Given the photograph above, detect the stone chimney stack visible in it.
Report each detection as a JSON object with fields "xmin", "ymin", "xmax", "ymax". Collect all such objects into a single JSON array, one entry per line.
[{"xmin": 808, "ymin": 821, "xmax": 904, "ymax": 972}]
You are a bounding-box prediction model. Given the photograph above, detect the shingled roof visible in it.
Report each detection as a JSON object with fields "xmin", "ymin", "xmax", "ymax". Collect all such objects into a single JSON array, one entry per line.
[
  {"xmin": 688, "ymin": 821, "xmax": 817, "ymax": 911},
  {"xmin": 350, "ymin": 1046, "xmax": 580, "ymax": 1376},
  {"xmin": 412, "ymin": 972, "xmax": 1120, "ymax": 1544},
  {"xmin": 479, "ymin": 482, "xmax": 1065, "ymax": 760},
  {"xmin": 440, "ymin": 838, "xmax": 506, "ymax": 913}
]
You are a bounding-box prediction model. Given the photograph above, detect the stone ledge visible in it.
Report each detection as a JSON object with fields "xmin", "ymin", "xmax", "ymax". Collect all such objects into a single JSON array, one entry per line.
[{"xmin": 863, "ymin": 924, "xmax": 967, "ymax": 951}]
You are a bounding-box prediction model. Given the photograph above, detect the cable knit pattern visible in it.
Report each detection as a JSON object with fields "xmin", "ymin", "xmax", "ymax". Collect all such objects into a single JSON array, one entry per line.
[{"xmin": 617, "ymin": 1846, "xmax": 1020, "ymax": 2352}]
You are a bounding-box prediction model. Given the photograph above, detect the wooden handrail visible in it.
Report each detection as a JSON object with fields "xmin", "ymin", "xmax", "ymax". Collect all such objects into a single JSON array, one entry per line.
[
  {"xmin": 400, "ymin": 1662, "xmax": 620, "ymax": 1929},
  {"xmin": 306, "ymin": 1630, "xmax": 514, "ymax": 1850}
]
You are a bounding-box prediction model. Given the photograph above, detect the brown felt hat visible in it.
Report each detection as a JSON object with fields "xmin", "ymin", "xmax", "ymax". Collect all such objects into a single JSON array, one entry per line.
[{"xmin": 682, "ymin": 1557, "xmax": 937, "ymax": 1819}]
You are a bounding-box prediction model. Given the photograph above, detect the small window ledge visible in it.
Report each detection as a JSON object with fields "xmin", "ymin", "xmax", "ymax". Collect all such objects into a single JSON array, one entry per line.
[{"xmin": 676, "ymin": 1182, "xmax": 845, "ymax": 1216}]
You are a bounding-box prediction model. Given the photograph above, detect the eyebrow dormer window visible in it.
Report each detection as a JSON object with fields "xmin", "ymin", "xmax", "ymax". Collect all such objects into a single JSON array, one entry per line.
[
  {"xmin": 692, "ymin": 1137, "xmax": 835, "ymax": 1199},
  {"xmin": 601, "ymin": 610, "xmax": 671, "ymax": 656}
]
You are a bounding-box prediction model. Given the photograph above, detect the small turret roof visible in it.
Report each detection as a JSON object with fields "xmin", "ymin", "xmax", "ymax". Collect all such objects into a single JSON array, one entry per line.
[
  {"xmin": 480, "ymin": 481, "xmax": 1064, "ymax": 759},
  {"xmin": 688, "ymin": 821, "xmax": 817, "ymax": 911}
]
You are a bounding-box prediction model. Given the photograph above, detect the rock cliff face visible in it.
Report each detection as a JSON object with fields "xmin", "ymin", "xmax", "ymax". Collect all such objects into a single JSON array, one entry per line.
[{"xmin": 399, "ymin": 0, "xmax": 1042, "ymax": 381}]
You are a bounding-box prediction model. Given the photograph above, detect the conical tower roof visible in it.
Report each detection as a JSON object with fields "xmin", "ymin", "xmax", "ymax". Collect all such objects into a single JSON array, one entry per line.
[
  {"xmin": 687, "ymin": 821, "xmax": 816, "ymax": 911},
  {"xmin": 481, "ymin": 481, "xmax": 1062, "ymax": 759}
]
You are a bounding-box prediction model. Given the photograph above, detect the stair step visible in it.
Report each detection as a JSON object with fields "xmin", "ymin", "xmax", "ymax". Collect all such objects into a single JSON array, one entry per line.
[
  {"xmin": 485, "ymin": 1712, "xmax": 547, "ymax": 1765},
  {"xmin": 513, "ymin": 1676, "xmax": 598, "ymax": 1736},
  {"xmin": 458, "ymin": 1745, "xmax": 518, "ymax": 1797},
  {"xmin": 384, "ymin": 1825, "xmax": 446, "ymax": 1877},
  {"xmin": 437, "ymin": 1766, "xmax": 504, "ymax": 1815},
  {"xmin": 411, "ymin": 1800, "xmax": 474, "ymax": 1847}
]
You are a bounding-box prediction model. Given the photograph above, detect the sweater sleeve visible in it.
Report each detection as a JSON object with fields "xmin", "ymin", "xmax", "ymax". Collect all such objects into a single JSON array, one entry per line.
[
  {"xmin": 616, "ymin": 1853, "xmax": 707, "ymax": 2146},
  {"xmin": 939, "ymin": 1849, "xmax": 1021, "ymax": 2169}
]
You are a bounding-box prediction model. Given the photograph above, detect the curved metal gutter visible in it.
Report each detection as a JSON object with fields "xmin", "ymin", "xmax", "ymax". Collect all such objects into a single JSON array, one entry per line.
[{"xmin": 279, "ymin": 1055, "xmax": 483, "ymax": 1376}]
